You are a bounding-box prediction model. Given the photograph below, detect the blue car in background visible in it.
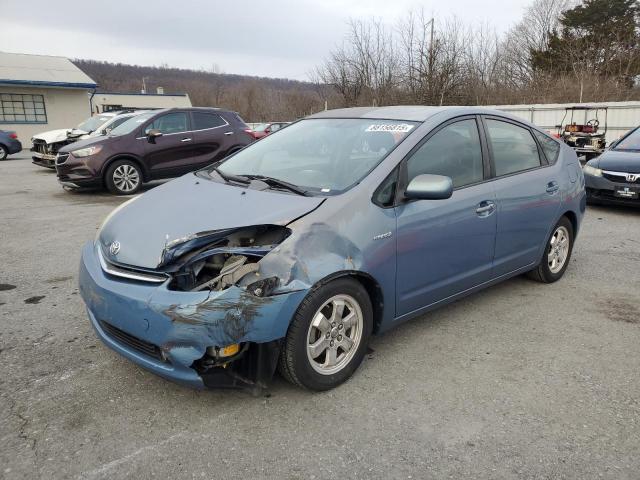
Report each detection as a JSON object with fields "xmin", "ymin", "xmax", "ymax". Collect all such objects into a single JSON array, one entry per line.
[
  {"xmin": 79, "ymin": 106, "xmax": 586, "ymax": 392},
  {"xmin": 584, "ymin": 126, "xmax": 640, "ymax": 206},
  {"xmin": 0, "ymin": 130, "xmax": 22, "ymax": 159}
]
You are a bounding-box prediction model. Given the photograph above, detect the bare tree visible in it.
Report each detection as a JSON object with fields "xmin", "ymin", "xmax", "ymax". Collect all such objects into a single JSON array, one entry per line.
[
  {"xmin": 500, "ymin": 0, "xmax": 574, "ymax": 86},
  {"xmin": 315, "ymin": 18, "xmax": 399, "ymax": 106},
  {"xmin": 397, "ymin": 12, "xmax": 471, "ymax": 105}
]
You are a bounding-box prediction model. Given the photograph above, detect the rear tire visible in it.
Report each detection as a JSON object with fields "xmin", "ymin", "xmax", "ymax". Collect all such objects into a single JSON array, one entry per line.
[
  {"xmin": 0, "ymin": 144, "xmax": 7, "ymax": 160},
  {"xmin": 527, "ymin": 216, "xmax": 574, "ymax": 283},
  {"xmin": 278, "ymin": 278, "xmax": 373, "ymax": 391},
  {"xmin": 105, "ymin": 160, "xmax": 143, "ymax": 195}
]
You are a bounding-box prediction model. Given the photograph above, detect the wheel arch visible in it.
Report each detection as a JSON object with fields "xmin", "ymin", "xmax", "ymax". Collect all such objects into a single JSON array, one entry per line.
[
  {"xmin": 311, "ymin": 270, "xmax": 385, "ymax": 335},
  {"xmin": 101, "ymin": 155, "xmax": 149, "ymax": 183},
  {"xmin": 560, "ymin": 209, "xmax": 578, "ymax": 236}
]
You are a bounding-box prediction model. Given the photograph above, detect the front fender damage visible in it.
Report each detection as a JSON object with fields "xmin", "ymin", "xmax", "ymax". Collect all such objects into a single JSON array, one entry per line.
[{"xmin": 154, "ymin": 222, "xmax": 364, "ymax": 391}]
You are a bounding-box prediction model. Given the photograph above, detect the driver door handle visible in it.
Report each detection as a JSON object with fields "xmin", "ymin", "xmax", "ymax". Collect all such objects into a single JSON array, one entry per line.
[{"xmin": 181, "ymin": 137, "xmax": 192, "ymax": 142}]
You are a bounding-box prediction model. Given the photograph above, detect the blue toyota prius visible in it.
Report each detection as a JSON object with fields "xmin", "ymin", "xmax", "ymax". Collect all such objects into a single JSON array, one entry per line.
[{"xmin": 79, "ymin": 106, "xmax": 586, "ymax": 391}]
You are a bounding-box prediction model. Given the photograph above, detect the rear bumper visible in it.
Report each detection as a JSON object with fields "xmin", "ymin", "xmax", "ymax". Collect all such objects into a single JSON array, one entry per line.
[
  {"xmin": 79, "ymin": 242, "xmax": 307, "ymax": 389},
  {"xmin": 6, "ymin": 139, "xmax": 22, "ymax": 154}
]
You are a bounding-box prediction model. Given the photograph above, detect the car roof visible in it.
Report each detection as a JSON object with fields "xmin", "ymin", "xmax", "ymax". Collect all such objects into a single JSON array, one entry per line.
[
  {"xmin": 306, "ymin": 105, "xmax": 525, "ymax": 123},
  {"xmin": 149, "ymin": 107, "xmax": 233, "ymax": 116}
]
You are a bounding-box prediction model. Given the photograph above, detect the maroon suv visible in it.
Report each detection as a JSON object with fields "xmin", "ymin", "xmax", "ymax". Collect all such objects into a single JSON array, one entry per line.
[{"xmin": 56, "ymin": 108, "xmax": 253, "ymax": 195}]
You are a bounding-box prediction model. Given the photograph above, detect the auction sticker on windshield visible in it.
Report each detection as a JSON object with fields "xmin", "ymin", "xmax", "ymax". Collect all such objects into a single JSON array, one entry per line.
[{"xmin": 365, "ymin": 124, "xmax": 414, "ymax": 133}]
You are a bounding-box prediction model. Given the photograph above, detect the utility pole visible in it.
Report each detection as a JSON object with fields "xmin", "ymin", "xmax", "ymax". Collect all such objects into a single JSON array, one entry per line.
[
  {"xmin": 141, "ymin": 77, "xmax": 149, "ymax": 94},
  {"xmin": 426, "ymin": 17, "xmax": 435, "ymax": 105}
]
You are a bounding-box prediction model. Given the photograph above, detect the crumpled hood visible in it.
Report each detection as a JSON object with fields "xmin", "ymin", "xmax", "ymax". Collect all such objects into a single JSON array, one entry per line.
[
  {"xmin": 98, "ymin": 173, "xmax": 324, "ymax": 269},
  {"xmin": 595, "ymin": 150, "xmax": 640, "ymax": 173},
  {"xmin": 32, "ymin": 128, "xmax": 88, "ymax": 144}
]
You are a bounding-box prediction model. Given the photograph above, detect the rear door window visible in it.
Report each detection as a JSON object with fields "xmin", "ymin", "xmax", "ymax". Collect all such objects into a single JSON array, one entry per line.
[
  {"xmin": 485, "ymin": 119, "xmax": 542, "ymax": 176},
  {"xmin": 192, "ymin": 112, "xmax": 227, "ymax": 130},
  {"xmin": 145, "ymin": 112, "xmax": 189, "ymax": 135}
]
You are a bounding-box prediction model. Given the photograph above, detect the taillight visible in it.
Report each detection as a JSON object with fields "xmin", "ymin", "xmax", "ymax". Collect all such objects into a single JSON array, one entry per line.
[
  {"xmin": 244, "ymin": 128, "xmax": 257, "ymax": 139},
  {"xmin": 9, "ymin": 133, "xmax": 18, "ymax": 139}
]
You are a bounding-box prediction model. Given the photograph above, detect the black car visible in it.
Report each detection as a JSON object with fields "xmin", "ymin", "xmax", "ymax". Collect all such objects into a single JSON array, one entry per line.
[
  {"xmin": 0, "ymin": 130, "xmax": 23, "ymax": 159},
  {"xmin": 56, "ymin": 108, "xmax": 254, "ymax": 195},
  {"xmin": 584, "ymin": 126, "xmax": 640, "ymax": 206}
]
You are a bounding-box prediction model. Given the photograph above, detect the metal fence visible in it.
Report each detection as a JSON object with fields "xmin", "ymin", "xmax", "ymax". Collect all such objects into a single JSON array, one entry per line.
[{"xmin": 489, "ymin": 101, "xmax": 640, "ymax": 143}]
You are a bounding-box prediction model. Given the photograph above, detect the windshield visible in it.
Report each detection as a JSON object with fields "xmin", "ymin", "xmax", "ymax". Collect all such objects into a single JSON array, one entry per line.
[
  {"xmin": 109, "ymin": 112, "xmax": 156, "ymax": 137},
  {"xmin": 75, "ymin": 115, "xmax": 112, "ymax": 133},
  {"xmin": 614, "ymin": 128, "xmax": 640, "ymax": 151},
  {"xmin": 213, "ymin": 118, "xmax": 418, "ymax": 194}
]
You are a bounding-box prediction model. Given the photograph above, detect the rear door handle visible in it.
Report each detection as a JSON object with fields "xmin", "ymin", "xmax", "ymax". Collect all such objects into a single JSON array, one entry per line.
[
  {"xmin": 181, "ymin": 138, "xmax": 192, "ymax": 142},
  {"xmin": 476, "ymin": 201, "xmax": 496, "ymax": 217},
  {"xmin": 546, "ymin": 181, "xmax": 559, "ymax": 194},
  {"xmin": 224, "ymin": 132, "xmax": 234, "ymax": 136}
]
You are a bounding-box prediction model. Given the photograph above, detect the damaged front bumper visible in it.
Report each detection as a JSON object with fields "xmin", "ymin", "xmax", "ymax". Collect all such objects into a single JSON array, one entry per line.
[
  {"xmin": 32, "ymin": 152, "xmax": 57, "ymax": 168},
  {"xmin": 79, "ymin": 242, "xmax": 307, "ymax": 389}
]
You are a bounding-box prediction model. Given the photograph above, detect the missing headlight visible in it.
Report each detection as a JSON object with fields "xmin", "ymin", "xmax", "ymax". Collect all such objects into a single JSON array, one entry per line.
[{"xmin": 165, "ymin": 225, "xmax": 290, "ymax": 292}]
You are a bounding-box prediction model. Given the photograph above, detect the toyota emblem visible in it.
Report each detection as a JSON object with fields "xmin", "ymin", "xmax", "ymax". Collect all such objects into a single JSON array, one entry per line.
[{"xmin": 109, "ymin": 241, "xmax": 121, "ymax": 255}]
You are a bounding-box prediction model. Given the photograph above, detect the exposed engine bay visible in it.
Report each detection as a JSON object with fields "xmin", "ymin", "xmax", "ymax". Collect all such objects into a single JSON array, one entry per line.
[{"xmin": 163, "ymin": 224, "xmax": 291, "ymax": 295}]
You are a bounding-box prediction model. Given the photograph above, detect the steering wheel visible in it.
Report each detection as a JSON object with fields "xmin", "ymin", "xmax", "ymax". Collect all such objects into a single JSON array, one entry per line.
[{"xmin": 587, "ymin": 119, "xmax": 599, "ymax": 128}]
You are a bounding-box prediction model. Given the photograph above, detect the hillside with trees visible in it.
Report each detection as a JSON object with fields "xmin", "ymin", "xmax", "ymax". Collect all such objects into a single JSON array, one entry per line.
[
  {"xmin": 75, "ymin": 0, "xmax": 640, "ymax": 121},
  {"xmin": 73, "ymin": 60, "xmax": 333, "ymax": 122}
]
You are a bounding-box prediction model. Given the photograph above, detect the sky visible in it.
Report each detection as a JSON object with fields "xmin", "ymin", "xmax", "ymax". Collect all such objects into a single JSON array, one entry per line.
[{"xmin": 1, "ymin": 0, "xmax": 532, "ymax": 81}]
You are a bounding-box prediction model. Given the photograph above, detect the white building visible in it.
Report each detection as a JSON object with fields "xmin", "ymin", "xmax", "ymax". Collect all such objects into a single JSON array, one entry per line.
[
  {"xmin": 91, "ymin": 91, "xmax": 191, "ymax": 113},
  {"xmin": 0, "ymin": 52, "xmax": 97, "ymax": 147},
  {"xmin": 1, "ymin": 52, "xmax": 193, "ymax": 148},
  {"xmin": 491, "ymin": 101, "xmax": 640, "ymax": 143}
]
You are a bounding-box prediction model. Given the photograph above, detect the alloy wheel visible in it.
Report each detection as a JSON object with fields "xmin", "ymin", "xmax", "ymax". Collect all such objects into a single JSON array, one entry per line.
[
  {"xmin": 548, "ymin": 225, "xmax": 570, "ymax": 274},
  {"xmin": 306, "ymin": 294, "xmax": 364, "ymax": 375},
  {"xmin": 112, "ymin": 164, "xmax": 140, "ymax": 193}
]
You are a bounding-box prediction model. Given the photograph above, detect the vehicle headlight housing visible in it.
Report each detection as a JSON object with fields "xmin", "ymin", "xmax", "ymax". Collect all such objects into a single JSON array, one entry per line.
[
  {"xmin": 583, "ymin": 164, "xmax": 602, "ymax": 177},
  {"xmin": 72, "ymin": 145, "xmax": 102, "ymax": 158}
]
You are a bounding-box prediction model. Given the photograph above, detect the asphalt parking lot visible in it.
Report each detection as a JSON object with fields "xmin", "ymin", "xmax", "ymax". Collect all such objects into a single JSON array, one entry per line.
[{"xmin": 1, "ymin": 154, "xmax": 639, "ymax": 479}]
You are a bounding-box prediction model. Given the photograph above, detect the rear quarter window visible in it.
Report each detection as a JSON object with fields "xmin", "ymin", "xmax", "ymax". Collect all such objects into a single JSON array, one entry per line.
[
  {"xmin": 192, "ymin": 112, "xmax": 227, "ymax": 130},
  {"xmin": 533, "ymin": 130, "xmax": 561, "ymax": 164}
]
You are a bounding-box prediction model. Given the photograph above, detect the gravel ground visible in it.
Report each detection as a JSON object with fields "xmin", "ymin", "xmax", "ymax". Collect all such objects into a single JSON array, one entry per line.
[{"xmin": 1, "ymin": 154, "xmax": 639, "ymax": 480}]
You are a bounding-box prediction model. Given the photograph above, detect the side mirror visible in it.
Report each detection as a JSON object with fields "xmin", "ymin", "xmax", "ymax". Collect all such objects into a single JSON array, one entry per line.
[
  {"xmin": 146, "ymin": 129, "xmax": 163, "ymax": 144},
  {"xmin": 405, "ymin": 174, "xmax": 453, "ymax": 200}
]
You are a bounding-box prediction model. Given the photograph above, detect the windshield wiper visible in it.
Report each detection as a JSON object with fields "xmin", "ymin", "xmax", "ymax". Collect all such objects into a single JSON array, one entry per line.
[
  {"xmin": 242, "ymin": 174, "xmax": 310, "ymax": 196},
  {"xmin": 212, "ymin": 167, "xmax": 249, "ymax": 184}
]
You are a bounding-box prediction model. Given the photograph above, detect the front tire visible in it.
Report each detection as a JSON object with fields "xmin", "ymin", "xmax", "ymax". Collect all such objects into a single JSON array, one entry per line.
[
  {"xmin": 105, "ymin": 160, "xmax": 142, "ymax": 195},
  {"xmin": 528, "ymin": 216, "xmax": 574, "ymax": 283},
  {"xmin": 278, "ymin": 278, "xmax": 373, "ymax": 390}
]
